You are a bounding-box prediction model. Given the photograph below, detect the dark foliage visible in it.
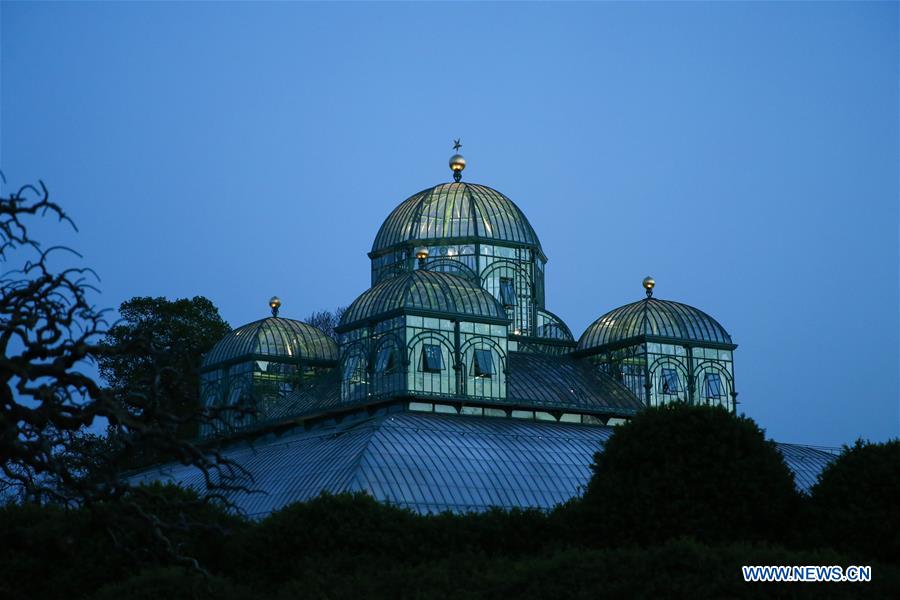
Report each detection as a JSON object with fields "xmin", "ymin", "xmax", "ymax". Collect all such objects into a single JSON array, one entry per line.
[
  {"xmin": 98, "ymin": 296, "xmax": 231, "ymax": 440},
  {"xmin": 580, "ymin": 403, "xmax": 800, "ymax": 546},
  {"xmin": 4, "ymin": 461, "xmax": 898, "ymax": 598},
  {"xmin": 227, "ymin": 492, "xmax": 558, "ymax": 589},
  {"xmin": 88, "ymin": 568, "xmax": 252, "ymax": 600},
  {"xmin": 807, "ymin": 439, "xmax": 900, "ymax": 563},
  {"xmin": 0, "ymin": 483, "xmax": 243, "ymax": 600}
]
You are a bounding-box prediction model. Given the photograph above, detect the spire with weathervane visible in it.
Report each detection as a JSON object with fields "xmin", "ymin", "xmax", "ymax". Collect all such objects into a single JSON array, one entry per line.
[{"xmin": 449, "ymin": 138, "xmax": 466, "ymax": 182}]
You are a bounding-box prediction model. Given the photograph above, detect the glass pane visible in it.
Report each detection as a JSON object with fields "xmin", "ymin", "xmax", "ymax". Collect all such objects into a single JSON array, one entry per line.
[
  {"xmin": 473, "ymin": 349, "xmax": 494, "ymax": 377},
  {"xmin": 660, "ymin": 368, "xmax": 681, "ymax": 394},
  {"xmin": 704, "ymin": 372, "xmax": 724, "ymax": 398},
  {"xmin": 499, "ymin": 277, "xmax": 517, "ymax": 306},
  {"xmin": 375, "ymin": 346, "xmax": 397, "ymax": 373},
  {"xmin": 422, "ymin": 344, "xmax": 444, "ymax": 372}
]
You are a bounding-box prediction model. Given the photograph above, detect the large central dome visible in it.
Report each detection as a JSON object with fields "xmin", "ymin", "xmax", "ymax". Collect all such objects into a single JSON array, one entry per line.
[{"xmin": 371, "ymin": 182, "xmax": 542, "ymax": 255}]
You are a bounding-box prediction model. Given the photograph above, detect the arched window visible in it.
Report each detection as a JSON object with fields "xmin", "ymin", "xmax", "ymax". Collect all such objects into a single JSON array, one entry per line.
[
  {"xmin": 481, "ymin": 260, "xmax": 532, "ymax": 335},
  {"xmin": 341, "ymin": 347, "xmax": 369, "ymax": 402},
  {"xmin": 460, "ymin": 337, "xmax": 506, "ymax": 400},
  {"xmin": 648, "ymin": 356, "xmax": 688, "ymax": 406},
  {"xmin": 371, "ymin": 336, "xmax": 404, "ymax": 398},
  {"xmin": 692, "ymin": 360, "xmax": 734, "ymax": 410},
  {"xmin": 407, "ymin": 332, "xmax": 456, "ymax": 397}
]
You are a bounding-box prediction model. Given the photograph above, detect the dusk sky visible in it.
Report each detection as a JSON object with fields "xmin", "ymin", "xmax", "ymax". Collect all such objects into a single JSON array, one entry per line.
[{"xmin": 1, "ymin": 2, "xmax": 897, "ymax": 447}]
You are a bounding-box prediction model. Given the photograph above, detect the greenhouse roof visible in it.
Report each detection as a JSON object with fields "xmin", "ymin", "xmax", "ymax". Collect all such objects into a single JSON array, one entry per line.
[
  {"xmin": 201, "ymin": 317, "xmax": 338, "ymax": 370},
  {"xmin": 578, "ymin": 297, "xmax": 734, "ymax": 353},
  {"xmin": 339, "ymin": 270, "xmax": 509, "ymax": 331},
  {"xmin": 371, "ymin": 182, "xmax": 542, "ymax": 256}
]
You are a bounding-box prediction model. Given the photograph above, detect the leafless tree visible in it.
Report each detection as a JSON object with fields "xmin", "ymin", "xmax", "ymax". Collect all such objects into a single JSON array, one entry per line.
[
  {"xmin": 305, "ymin": 306, "xmax": 346, "ymax": 339},
  {"xmin": 0, "ymin": 179, "xmax": 252, "ymax": 570}
]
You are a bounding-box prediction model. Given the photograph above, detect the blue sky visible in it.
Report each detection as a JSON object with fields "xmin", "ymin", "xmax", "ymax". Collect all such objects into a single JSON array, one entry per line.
[{"xmin": 1, "ymin": 2, "xmax": 897, "ymax": 447}]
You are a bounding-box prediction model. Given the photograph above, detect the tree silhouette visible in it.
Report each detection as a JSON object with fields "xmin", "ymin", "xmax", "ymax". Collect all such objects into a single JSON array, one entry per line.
[
  {"xmin": 0, "ymin": 178, "xmax": 250, "ymax": 570},
  {"xmin": 304, "ymin": 306, "xmax": 346, "ymax": 340}
]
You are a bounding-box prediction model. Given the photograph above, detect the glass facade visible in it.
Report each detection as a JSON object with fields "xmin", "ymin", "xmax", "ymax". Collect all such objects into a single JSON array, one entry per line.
[
  {"xmin": 340, "ymin": 314, "xmax": 510, "ymax": 404},
  {"xmin": 199, "ymin": 317, "xmax": 338, "ymax": 436},
  {"xmin": 337, "ymin": 271, "xmax": 515, "ymax": 404},
  {"xmin": 583, "ymin": 342, "xmax": 735, "ymax": 411}
]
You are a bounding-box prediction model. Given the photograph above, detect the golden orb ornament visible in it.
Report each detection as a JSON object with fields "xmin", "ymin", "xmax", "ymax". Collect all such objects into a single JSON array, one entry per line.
[
  {"xmin": 449, "ymin": 154, "xmax": 466, "ymax": 182},
  {"xmin": 642, "ymin": 276, "xmax": 655, "ymax": 298},
  {"xmin": 269, "ymin": 295, "xmax": 282, "ymax": 317}
]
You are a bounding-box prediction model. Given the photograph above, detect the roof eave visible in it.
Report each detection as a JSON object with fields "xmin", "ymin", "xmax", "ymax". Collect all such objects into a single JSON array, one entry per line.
[{"xmin": 572, "ymin": 335, "xmax": 737, "ymax": 358}]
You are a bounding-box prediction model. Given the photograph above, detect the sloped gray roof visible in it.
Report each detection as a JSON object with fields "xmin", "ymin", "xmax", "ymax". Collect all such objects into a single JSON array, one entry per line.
[
  {"xmin": 136, "ymin": 412, "xmax": 837, "ymax": 518},
  {"xmin": 507, "ymin": 352, "xmax": 643, "ymax": 414}
]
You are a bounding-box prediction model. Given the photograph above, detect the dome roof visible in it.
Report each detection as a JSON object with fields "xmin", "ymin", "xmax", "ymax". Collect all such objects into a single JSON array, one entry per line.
[
  {"xmin": 339, "ymin": 270, "xmax": 509, "ymax": 331},
  {"xmin": 577, "ymin": 298, "xmax": 734, "ymax": 353},
  {"xmin": 371, "ymin": 182, "xmax": 542, "ymax": 255},
  {"xmin": 202, "ymin": 317, "xmax": 338, "ymax": 369}
]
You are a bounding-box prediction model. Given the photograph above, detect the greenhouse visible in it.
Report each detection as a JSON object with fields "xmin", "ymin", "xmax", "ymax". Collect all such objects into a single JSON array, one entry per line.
[{"xmin": 144, "ymin": 148, "xmax": 837, "ymax": 516}]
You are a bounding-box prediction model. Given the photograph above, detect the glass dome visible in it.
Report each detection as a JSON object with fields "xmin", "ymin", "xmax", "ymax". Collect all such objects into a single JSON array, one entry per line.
[
  {"xmin": 578, "ymin": 298, "xmax": 734, "ymax": 353},
  {"xmin": 338, "ymin": 270, "xmax": 509, "ymax": 332},
  {"xmin": 202, "ymin": 317, "xmax": 338, "ymax": 369},
  {"xmin": 371, "ymin": 182, "xmax": 542, "ymax": 255}
]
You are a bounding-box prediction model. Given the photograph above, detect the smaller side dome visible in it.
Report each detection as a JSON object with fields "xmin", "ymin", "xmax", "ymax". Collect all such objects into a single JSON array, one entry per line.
[
  {"xmin": 202, "ymin": 317, "xmax": 338, "ymax": 369},
  {"xmin": 578, "ymin": 298, "xmax": 734, "ymax": 353},
  {"xmin": 338, "ymin": 270, "xmax": 508, "ymax": 332}
]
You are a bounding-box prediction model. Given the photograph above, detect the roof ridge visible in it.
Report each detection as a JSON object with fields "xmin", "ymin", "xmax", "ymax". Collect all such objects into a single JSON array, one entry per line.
[{"xmin": 344, "ymin": 415, "xmax": 389, "ymax": 494}]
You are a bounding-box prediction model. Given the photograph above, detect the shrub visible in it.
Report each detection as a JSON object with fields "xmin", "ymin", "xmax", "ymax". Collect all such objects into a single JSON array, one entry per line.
[
  {"xmin": 580, "ymin": 403, "xmax": 799, "ymax": 546},
  {"xmin": 808, "ymin": 439, "xmax": 900, "ymax": 563}
]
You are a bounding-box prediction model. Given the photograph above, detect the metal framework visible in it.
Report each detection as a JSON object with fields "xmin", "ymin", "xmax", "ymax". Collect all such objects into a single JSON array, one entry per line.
[{"xmin": 367, "ymin": 182, "xmax": 569, "ymax": 339}]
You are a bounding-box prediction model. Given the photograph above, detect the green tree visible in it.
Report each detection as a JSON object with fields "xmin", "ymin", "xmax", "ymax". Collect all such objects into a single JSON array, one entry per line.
[
  {"xmin": 580, "ymin": 403, "xmax": 799, "ymax": 546},
  {"xmin": 99, "ymin": 296, "xmax": 231, "ymax": 439},
  {"xmin": 808, "ymin": 439, "xmax": 900, "ymax": 563}
]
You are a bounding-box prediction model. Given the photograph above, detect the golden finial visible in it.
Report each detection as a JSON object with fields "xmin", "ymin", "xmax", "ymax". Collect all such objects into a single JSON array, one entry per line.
[
  {"xmin": 414, "ymin": 246, "xmax": 429, "ymax": 268},
  {"xmin": 642, "ymin": 276, "xmax": 655, "ymax": 298},
  {"xmin": 269, "ymin": 296, "xmax": 281, "ymax": 317},
  {"xmin": 449, "ymin": 139, "xmax": 466, "ymax": 182}
]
